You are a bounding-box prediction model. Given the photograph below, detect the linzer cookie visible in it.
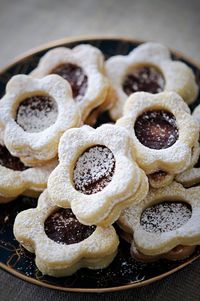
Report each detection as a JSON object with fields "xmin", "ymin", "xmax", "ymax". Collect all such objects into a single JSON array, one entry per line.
[
  {"xmin": 31, "ymin": 45, "xmax": 112, "ymax": 121},
  {"xmin": 176, "ymin": 107, "xmax": 200, "ymax": 187},
  {"xmin": 14, "ymin": 190, "xmax": 119, "ymax": 277},
  {"xmin": 149, "ymin": 141, "xmax": 200, "ymax": 188},
  {"xmin": 106, "ymin": 42, "xmax": 199, "ymax": 120},
  {"xmin": 48, "ymin": 124, "xmax": 149, "ymax": 226},
  {"xmin": 119, "ymin": 182, "xmax": 200, "ymax": 258},
  {"xmin": 0, "ymin": 74, "xmax": 81, "ymax": 166},
  {"xmin": 117, "ymin": 92, "xmax": 199, "ymax": 184},
  {"xmin": 0, "ymin": 140, "xmax": 57, "ymax": 203}
]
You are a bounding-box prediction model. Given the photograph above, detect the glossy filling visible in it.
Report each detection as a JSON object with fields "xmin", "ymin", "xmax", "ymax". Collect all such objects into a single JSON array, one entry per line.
[
  {"xmin": 16, "ymin": 95, "xmax": 58, "ymax": 133},
  {"xmin": 44, "ymin": 208, "xmax": 96, "ymax": 244},
  {"xmin": 0, "ymin": 145, "xmax": 28, "ymax": 171},
  {"xmin": 134, "ymin": 110, "xmax": 179, "ymax": 149},
  {"xmin": 123, "ymin": 66, "xmax": 165, "ymax": 95},
  {"xmin": 51, "ymin": 63, "xmax": 88, "ymax": 101},
  {"xmin": 149, "ymin": 170, "xmax": 168, "ymax": 182},
  {"xmin": 140, "ymin": 201, "xmax": 192, "ymax": 233},
  {"xmin": 73, "ymin": 145, "xmax": 115, "ymax": 195}
]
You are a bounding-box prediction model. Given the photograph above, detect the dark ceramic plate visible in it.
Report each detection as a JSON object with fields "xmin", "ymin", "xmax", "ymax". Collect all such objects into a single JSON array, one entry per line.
[{"xmin": 0, "ymin": 37, "xmax": 200, "ymax": 293}]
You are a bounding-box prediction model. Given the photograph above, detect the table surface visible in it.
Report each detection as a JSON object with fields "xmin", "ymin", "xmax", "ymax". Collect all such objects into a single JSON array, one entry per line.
[{"xmin": 0, "ymin": 0, "xmax": 200, "ymax": 300}]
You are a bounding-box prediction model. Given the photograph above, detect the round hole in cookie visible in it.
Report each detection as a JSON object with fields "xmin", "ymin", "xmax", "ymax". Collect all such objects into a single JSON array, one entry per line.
[
  {"xmin": 50, "ymin": 63, "xmax": 88, "ymax": 101},
  {"xmin": 122, "ymin": 65, "xmax": 165, "ymax": 95},
  {"xmin": 44, "ymin": 208, "xmax": 96, "ymax": 245},
  {"xmin": 134, "ymin": 109, "xmax": 179, "ymax": 149},
  {"xmin": 140, "ymin": 201, "xmax": 192, "ymax": 233},
  {"xmin": 16, "ymin": 95, "xmax": 58, "ymax": 133},
  {"xmin": 0, "ymin": 144, "xmax": 29, "ymax": 171},
  {"xmin": 73, "ymin": 145, "xmax": 116, "ymax": 195}
]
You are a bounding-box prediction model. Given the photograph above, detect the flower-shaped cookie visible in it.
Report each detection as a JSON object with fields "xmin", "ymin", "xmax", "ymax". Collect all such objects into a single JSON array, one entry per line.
[
  {"xmin": 48, "ymin": 124, "xmax": 149, "ymax": 226},
  {"xmin": 0, "ymin": 137, "xmax": 57, "ymax": 203},
  {"xmin": 0, "ymin": 74, "xmax": 81, "ymax": 165},
  {"xmin": 106, "ymin": 42, "xmax": 199, "ymax": 120},
  {"xmin": 149, "ymin": 141, "xmax": 200, "ymax": 188},
  {"xmin": 117, "ymin": 92, "xmax": 199, "ymax": 175},
  {"xmin": 175, "ymin": 107, "xmax": 200, "ymax": 187},
  {"xmin": 130, "ymin": 239, "xmax": 195, "ymax": 263},
  {"xmin": 119, "ymin": 182, "xmax": 200, "ymax": 256},
  {"xmin": 14, "ymin": 190, "xmax": 119, "ymax": 277},
  {"xmin": 31, "ymin": 45, "xmax": 111, "ymax": 121}
]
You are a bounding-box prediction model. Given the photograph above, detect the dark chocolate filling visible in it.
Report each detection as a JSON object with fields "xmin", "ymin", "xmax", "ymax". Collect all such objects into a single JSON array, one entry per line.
[
  {"xmin": 123, "ymin": 66, "xmax": 165, "ymax": 95},
  {"xmin": 16, "ymin": 95, "xmax": 58, "ymax": 133},
  {"xmin": 44, "ymin": 208, "xmax": 96, "ymax": 244},
  {"xmin": 134, "ymin": 110, "xmax": 179, "ymax": 149},
  {"xmin": 0, "ymin": 144, "xmax": 28, "ymax": 171},
  {"xmin": 73, "ymin": 145, "xmax": 115, "ymax": 195},
  {"xmin": 140, "ymin": 201, "xmax": 192, "ymax": 233},
  {"xmin": 149, "ymin": 170, "xmax": 168, "ymax": 181},
  {"xmin": 50, "ymin": 63, "xmax": 88, "ymax": 101}
]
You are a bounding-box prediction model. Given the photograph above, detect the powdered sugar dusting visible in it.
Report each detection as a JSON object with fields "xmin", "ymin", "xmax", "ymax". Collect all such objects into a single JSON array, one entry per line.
[
  {"xmin": 123, "ymin": 66, "xmax": 165, "ymax": 95},
  {"xmin": 16, "ymin": 95, "xmax": 58, "ymax": 133},
  {"xmin": 44, "ymin": 208, "xmax": 96, "ymax": 245},
  {"xmin": 140, "ymin": 202, "xmax": 192, "ymax": 233},
  {"xmin": 134, "ymin": 110, "xmax": 179, "ymax": 149},
  {"xmin": 50, "ymin": 63, "xmax": 88, "ymax": 102},
  {"xmin": 73, "ymin": 145, "xmax": 115, "ymax": 195}
]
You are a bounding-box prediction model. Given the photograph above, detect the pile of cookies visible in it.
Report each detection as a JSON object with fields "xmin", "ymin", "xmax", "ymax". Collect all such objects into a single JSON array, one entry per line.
[{"xmin": 0, "ymin": 42, "xmax": 200, "ymax": 277}]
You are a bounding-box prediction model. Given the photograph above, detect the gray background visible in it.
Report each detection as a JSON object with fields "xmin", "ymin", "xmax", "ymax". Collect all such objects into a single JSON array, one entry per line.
[{"xmin": 0, "ymin": 0, "xmax": 200, "ymax": 300}]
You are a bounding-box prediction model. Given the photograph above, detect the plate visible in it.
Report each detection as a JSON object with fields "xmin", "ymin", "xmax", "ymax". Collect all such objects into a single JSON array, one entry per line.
[{"xmin": 0, "ymin": 37, "xmax": 200, "ymax": 293}]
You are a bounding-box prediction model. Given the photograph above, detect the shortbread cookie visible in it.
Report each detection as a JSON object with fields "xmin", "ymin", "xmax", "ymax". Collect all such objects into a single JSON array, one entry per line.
[
  {"xmin": 130, "ymin": 239, "xmax": 196, "ymax": 262},
  {"xmin": 0, "ymin": 141, "xmax": 57, "ymax": 203},
  {"xmin": 48, "ymin": 124, "xmax": 149, "ymax": 226},
  {"xmin": 176, "ymin": 141, "xmax": 200, "ymax": 187},
  {"xmin": 117, "ymin": 92, "xmax": 199, "ymax": 176},
  {"xmin": 106, "ymin": 42, "xmax": 199, "ymax": 120},
  {"xmin": 119, "ymin": 182, "xmax": 200, "ymax": 256},
  {"xmin": 149, "ymin": 141, "xmax": 200, "ymax": 188},
  {"xmin": 31, "ymin": 45, "xmax": 110, "ymax": 121},
  {"xmin": 14, "ymin": 190, "xmax": 119, "ymax": 277},
  {"xmin": 0, "ymin": 74, "xmax": 81, "ymax": 165},
  {"xmin": 85, "ymin": 86, "xmax": 116, "ymax": 126}
]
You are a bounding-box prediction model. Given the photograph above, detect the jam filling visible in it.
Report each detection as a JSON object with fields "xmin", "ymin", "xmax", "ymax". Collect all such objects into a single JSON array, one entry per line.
[
  {"xmin": 149, "ymin": 170, "xmax": 168, "ymax": 181},
  {"xmin": 140, "ymin": 201, "xmax": 192, "ymax": 233},
  {"xmin": 123, "ymin": 66, "xmax": 165, "ymax": 95},
  {"xmin": 0, "ymin": 145, "xmax": 28, "ymax": 171},
  {"xmin": 16, "ymin": 95, "xmax": 58, "ymax": 133},
  {"xmin": 50, "ymin": 63, "xmax": 88, "ymax": 101},
  {"xmin": 44, "ymin": 208, "xmax": 96, "ymax": 244},
  {"xmin": 73, "ymin": 145, "xmax": 115, "ymax": 195},
  {"xmin": 134, "ymin": 110, "xmax": 179, "ymax": 149}
]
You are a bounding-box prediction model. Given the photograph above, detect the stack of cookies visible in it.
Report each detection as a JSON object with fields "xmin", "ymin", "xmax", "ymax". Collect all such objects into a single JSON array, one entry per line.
[{"xmin": 0, "ymin": 42, "xmax": 200, "ymax": 277}]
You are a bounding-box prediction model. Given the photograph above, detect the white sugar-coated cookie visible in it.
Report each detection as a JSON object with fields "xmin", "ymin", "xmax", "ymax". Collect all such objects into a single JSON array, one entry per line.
[
  {"xmin": 149, "ymin": 141, "xmax": 200, "ymax": 188},
  {"xmin": 48, "ymin": 124, "xmax": 149, "ymax": 226},
  {"xmin": 0, "ymin": 124, "xmax": 57, "ymax": 202},
  {"xmin": 176, "ymin": 108, "xmax": 200, "ymax": 187},
  {"xmin": 130, "ymin": 239, "xmax": 195, "ymax": 262},
  {"xmin": 117, "ymin": 92, "xmax": 199, "ymax": 175},
  {"xmin": 14, "ymin": 190, "xmax": 119, "ymax": 277},
  {"xmin": 31, "ymin": 45, "xmax": 111, "ymax": 121},
  {"xmin": 0, "ymin": 74, "xmax": 81, "ymax": 165},
  {"xmin": 119, "ymin": 182, "xmax": 200, "ymax": 256},
  {"xmin": 106, "ymin": 42, "xmax": 199, "ymax": 120}
]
